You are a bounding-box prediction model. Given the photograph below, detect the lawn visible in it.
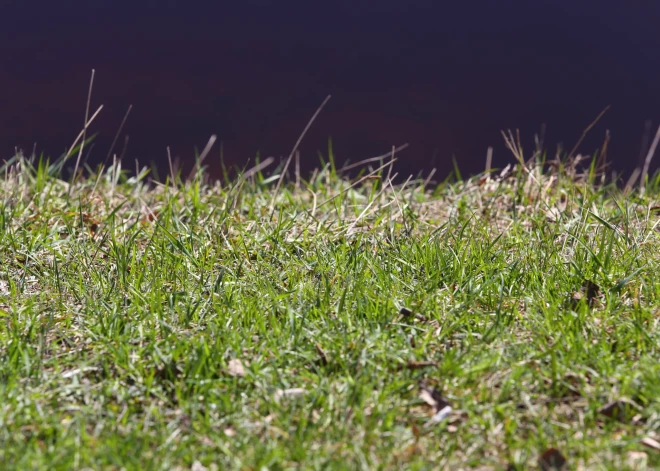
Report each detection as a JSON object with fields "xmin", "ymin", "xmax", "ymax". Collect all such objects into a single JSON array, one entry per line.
[{"xmin": 1, "ymin": 146, "xmax": 659, "ymax": 470}]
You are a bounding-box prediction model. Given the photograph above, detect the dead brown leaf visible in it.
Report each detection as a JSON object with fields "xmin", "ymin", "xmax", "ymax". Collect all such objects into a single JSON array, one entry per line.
[
  {"xmin": 419, "ymin": 381, "xmax": 453, "ymax": 426},
  {"xmin": 400, "ymin": 361, "xmax": 436, "ymax": 371},
  {"xmin": 546, "ymin": 207, "xmax": 562, "ymax": 223},
  {"xmin": 142, "ymin": 209, "xmax": 160, "ymax": 223},
  {"xmin": 398, "ymin": 306, "xmax": 428, "ymax": 322},
  {"xmin": 598, "ymin": 398, "xmax": 642, "ymax": 423},
  {"xmin": 584, "ymin": 280, "xmax": 600, "ymax": 305},
  {"xmin": 538, "ymin": 448, "xmax": 567, "ymax": 471},
  {"xmin": 227, "ymin": 359, "xmax": 245, "ymax": 377},
  {"xmin": 410, "ymin": 421, "xmax": 420, "ymax": 440},
  {"xmin": 399, "ymin": 307, "xmax": 413, "ymax": 317},
  {"xmin": 571, "ymin": 280, "xmax": 600, "ymax": 308},
  {"xmin": 641, "ymin": 436, "xmax": 660, "ymax": 452},
  {"xmin": 557, "ymin": 192, "xmax": 568, "ymax": 212},
  {"xmin": 315, "ymin": 343, "xmax": 328, "ymax": 366},
  {"xmin": 419, "ymin": 382, "xmax": 449, "ymax": 412}
]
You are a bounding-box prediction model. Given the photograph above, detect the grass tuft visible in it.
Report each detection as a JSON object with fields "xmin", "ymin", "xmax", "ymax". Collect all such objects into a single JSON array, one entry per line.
[{"xmin": 1, "ymin": 148, "xmax": 659, "ymax": 470}]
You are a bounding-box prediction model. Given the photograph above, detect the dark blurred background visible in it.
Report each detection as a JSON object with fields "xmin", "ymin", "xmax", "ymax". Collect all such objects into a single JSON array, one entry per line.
[{"xmin": 2, "ymin": 0, "xmax": 659, "ymax": 181}]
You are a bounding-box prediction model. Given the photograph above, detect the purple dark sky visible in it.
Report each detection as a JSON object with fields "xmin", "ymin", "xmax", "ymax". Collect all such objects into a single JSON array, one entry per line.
[{"xmin": 2, "ymin": 0, "xmax": 660, "ymax": 179}]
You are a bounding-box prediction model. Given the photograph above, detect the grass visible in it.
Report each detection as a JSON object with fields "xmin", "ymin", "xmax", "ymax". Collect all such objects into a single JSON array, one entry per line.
[{"xmin": 1, "ymin": 145, "xmax": 659, "ymax": 471}]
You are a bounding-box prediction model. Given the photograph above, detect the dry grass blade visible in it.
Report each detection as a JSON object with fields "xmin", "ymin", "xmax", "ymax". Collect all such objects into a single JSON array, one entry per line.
[
  {"xmin": 502, "ymin": 130, "xmax": 524, "ymax": 166},
  {"xmin": 241, "ymin": 156, "xmax": 275, "ymax": 181},
  {"xmin": 104, "ymin": 104, "xmax": 133, "ymax": 167},
  {"xmin": 66, "ymin": 105, "xmax": 104, "ymax": 163},
  {"xmin": 339, "ymin": 143, "xmax": 409, "ymax": 172},
  {"xmin": 274, "ymin": 388, "xmax": 307, "ymax": 400},
  {"xmin": 641, "ymin": 437, "xmax": 660, "ymax": 452},
  {"xmin": 502, "ymin": 129, "xmax": 540, "ymax": 184},
  {"xmin": 167, "ymin": 146, "xmax": 176, "ymax": 184},
  {"xmin": 640, "ymin": 124, "xmax": 660, "ymax": 194},
  {"xmin": 345, "ymin": 173, "xmax": 397, "ymax": 235},
  {"xmin": 595, "ymin": 129, "xmax": 611, "ymax": 177},
  {"xmin": 485, "ymin": 146, "xmax": 493, "ymax": 174},
  {"xmin": 69, "ymin": 69, "xmax": 96, "ymax": 195},
  {"xmin": 567, "ymin": 105, "xmax": 610, "ymax": 160},
  {"xmin": 624, "ymin": 167, "xmax": 641, "ymax": 194},
  {"xmin": 316, "ymin": 157, "xmax": 397, "ymax": 209},
  {"xmin": 187, "ymin": 134, "xmax": 217, "ymax": 180},
  {"xmin": 422, "ymin": 167, "xmax": 436, "ymax": 188},
  {"xmin": 269, "ymin": 95, "xmax": 332, "ymax": 213},
  {"xmin": 295, "ymin": 150, "xmax": 301, "ymax": 189}
]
